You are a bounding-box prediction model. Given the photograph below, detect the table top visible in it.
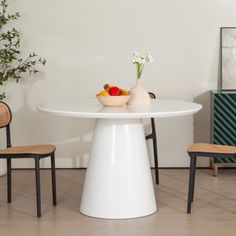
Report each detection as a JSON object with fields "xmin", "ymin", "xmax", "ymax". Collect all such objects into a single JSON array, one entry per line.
[{"xmin": 37, "ymin": 98, "xmax": 202, "ymax": 119}]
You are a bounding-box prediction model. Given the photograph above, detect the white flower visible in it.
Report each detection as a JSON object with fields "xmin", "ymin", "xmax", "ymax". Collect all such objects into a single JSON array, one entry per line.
[
  {"xmin": 132, "ymin": 52, "xmax": 153, "ymax": 79},
  {"xmin": 133, "ymin": 52, "xmax": 139, "ymax": 57},
  {"xmin": 146, "ymin": 53, "xmax": 153, "ymax": 63},
  {"xmin": 132, "ymin": 52, "xmax": 153, "ymax": 65}
]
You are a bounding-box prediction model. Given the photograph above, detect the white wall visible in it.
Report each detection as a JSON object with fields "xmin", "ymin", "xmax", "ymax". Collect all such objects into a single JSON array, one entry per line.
[{"xmin": 1, "ymin": 0, "xmax": 236, "ymax": 168}]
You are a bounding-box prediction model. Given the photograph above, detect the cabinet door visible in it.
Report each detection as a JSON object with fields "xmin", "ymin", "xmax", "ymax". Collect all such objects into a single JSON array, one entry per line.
[{"xmin": 213, "ymin": 93, "xmax": 236, "ymax": 163}]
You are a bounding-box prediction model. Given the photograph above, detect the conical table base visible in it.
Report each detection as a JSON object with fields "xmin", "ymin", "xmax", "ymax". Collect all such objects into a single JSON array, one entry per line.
[{"xmin": 80, "ymin": 118, "xmax": 157, "ymax": 219}]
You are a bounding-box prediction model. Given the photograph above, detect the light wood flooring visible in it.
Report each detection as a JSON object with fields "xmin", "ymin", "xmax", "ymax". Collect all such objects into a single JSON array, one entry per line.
[{"xmin": 0, "ymin": 169, "xmax": 236, "ymax": 236}]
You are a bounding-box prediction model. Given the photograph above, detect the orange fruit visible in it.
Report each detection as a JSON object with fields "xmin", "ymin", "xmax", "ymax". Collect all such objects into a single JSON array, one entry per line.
[
  {"xmin": 120, "ymin": 89, "xmax": 129, "ymax": 95},
  {"xmin": 98, "ymin": 90, "xmax": 110, "ymax": 96}
]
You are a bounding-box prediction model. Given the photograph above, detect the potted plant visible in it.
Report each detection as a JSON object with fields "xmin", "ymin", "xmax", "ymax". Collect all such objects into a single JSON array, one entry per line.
[
  {"xmin": 0, "ymin": 0, "xmax": 46, "ymax": 100},
  {"xmin": 128, "ymin": 52, "xmax": 153, "ymax": 106}
]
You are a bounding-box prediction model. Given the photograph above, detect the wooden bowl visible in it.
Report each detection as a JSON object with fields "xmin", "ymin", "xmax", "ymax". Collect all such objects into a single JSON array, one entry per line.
[{"xmin": 96, "ymin": 95, "xmax": 131, "ymax": 107}]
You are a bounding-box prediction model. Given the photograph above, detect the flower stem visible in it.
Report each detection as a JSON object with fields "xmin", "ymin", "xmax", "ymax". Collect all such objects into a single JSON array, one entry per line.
[{"xmin": 137, "ymin": 63, "xmax": 144, "ymax": 79}]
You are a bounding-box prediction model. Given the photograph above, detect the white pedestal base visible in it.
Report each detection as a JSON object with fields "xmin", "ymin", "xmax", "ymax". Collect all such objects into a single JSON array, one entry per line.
[{"xmin": 80, "ymin": 118, "xmax": 157, "ymax": 219}]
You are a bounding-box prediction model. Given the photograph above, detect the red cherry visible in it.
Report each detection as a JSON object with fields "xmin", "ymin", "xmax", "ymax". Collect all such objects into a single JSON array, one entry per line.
[{"xmin": 109, "ymin": 86, "xmax": 121, "ymax": 96}]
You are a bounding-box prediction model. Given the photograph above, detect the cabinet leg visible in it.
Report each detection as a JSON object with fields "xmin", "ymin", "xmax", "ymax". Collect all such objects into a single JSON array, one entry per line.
[
  {"xmin": 210, "ymin": 160, "xmax": 214, "ymax": 169},
  {"xmin": 213, "ymin": 164, "xmax": 218, "ymax": 177}
]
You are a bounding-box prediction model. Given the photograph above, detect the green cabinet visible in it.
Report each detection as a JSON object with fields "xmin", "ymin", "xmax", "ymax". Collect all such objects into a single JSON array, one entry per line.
[{"xmin": 211, "ymin": 91, "xmax": 236, "ymax": 175}]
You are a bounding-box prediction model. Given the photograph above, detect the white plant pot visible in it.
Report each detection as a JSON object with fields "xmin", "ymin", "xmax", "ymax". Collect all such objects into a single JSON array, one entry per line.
[
  {"xmin": 128, "ymin": 79, "xmax": 151, "ymax": 106},
  {"xmin": 0, "ymin": 159, "xmax": 7, "ymax": 176}
]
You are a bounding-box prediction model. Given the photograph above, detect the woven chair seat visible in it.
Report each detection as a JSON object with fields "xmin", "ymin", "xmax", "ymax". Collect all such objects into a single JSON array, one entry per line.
[
  {"xmin": 187, "ymin": 143, "xmax": 236, "ymax": 154},
  {"xmin": 0, "ymin": 145, "xmax": 55, "ymax": 155}
]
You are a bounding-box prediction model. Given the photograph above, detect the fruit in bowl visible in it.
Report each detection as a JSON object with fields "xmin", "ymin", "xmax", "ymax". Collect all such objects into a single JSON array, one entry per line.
[{"xmin": 97, "ymin": 84, "xmax": 130, "ymax": 107}]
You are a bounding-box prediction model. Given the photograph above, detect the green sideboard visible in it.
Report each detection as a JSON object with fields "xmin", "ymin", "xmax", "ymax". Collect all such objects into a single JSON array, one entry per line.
[{"xmin": 211, "ymin": 91, "xmax": 236, "ymax": 176}]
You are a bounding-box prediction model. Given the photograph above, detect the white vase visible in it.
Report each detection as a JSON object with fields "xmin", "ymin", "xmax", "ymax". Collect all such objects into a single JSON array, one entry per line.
[{"xmin": 128, "ymin": 79, "xmax": 151, "ymax": 106}]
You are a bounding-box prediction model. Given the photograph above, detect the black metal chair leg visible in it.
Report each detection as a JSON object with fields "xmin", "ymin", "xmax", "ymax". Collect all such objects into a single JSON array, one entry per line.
[
  {"xmin": 187, "ymin": 155, "xmax": 196, "ymax": 214},
  {"xmin": 151, "ymin": 118, "xmax": 159, "ymax": 185},
  {"xmin": 51, "ymin": 153, "xmax": 57, "ymax": 206},
  {"xmin": 7, "ymin": 158, "xmax": 12, "ymax": 203},
  {"xmin": 191, "ymin": 157, "xmax": 197, "ymax": 202},
  {"xmin": 35, "ymin": 158, "xmax": 41, "ymax": 217},
  {"xmin": 152, "ymin": 133, "xmax": 159, "ymax": 185}
]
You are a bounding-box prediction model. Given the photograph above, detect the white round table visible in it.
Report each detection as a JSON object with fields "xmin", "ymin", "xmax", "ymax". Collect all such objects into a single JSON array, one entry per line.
[{"xmin": 37, "ymin": 99, "xmax": 202, "ymax": 219}]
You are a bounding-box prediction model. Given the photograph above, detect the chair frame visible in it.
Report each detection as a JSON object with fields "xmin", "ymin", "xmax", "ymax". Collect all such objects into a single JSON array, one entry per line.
[
  {"xmin": 0, "ymin": 101, "xmax": 56, "ymax": 217},
  {"xmin": 145, "ymin": 92, "xmax": 159, "ymax": 185},
  {"xmin": 187, "ymin": 151, "xmax": 236, "ymax": 214}
]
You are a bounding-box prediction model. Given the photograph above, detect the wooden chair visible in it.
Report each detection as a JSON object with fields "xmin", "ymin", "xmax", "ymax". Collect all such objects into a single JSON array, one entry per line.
[
  {"xmin": 0, "ymin": 101, "xmax": 57, "ymax": 217},
  {"xmin": 186, "ymin": 143, "xmax": 236, "ymax": 213},
  {"xmin": 145, "ymin": 92, "xmax": 159, "ymax": 184}
]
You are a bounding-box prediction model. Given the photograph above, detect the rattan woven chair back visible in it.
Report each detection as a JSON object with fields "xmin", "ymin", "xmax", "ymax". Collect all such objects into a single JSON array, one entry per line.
[
  {"xmin": 148, "ymin": 92, "xmax": 156, "ymax": 99},
  {"xmin": 0, "ymin": 102, "xmax": 12, "ymax": 128}
]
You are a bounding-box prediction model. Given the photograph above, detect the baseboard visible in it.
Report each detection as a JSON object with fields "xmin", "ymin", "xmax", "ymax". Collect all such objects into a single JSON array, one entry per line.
[
  {"xmin": 11, "ymin": 167, "xmax": 87, "ymax": 170},
  {"xmin": 11, "ymin": 167, "xmax": 236, "ymax": 170}
]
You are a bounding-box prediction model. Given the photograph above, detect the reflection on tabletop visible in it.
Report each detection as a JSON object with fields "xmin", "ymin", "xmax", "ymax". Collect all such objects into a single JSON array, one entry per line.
[{"xmin": 97, "ymin": 104, "xmax": 151, "ymax": 114}]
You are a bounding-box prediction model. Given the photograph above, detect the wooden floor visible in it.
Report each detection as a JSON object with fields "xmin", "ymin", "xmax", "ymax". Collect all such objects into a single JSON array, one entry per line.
[{"xmin": 0, "ymin": 169, "xmax": 236, "ymax": 236}]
